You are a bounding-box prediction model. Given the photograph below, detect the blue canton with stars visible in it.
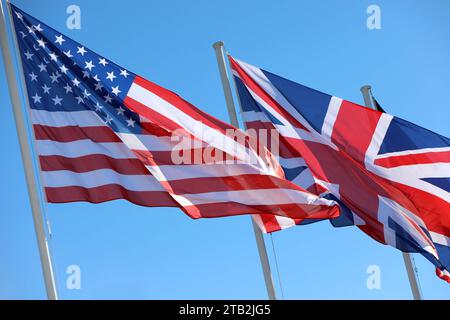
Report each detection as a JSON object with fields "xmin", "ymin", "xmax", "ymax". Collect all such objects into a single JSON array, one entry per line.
[{"xmin": 11, "ymin": 4, "xmax": 142, "ymax": 134}]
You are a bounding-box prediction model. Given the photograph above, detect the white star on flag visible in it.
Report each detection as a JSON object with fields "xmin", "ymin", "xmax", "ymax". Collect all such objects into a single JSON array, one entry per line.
[
  {"xmin": 75, "ymin": 96, "xmax": 84, "ymax": 104},
  {"xmin": 95, "ymin": 82, "xmax": 103, "ymax": 91},
  {"xmin": 85, "ymin": 60, "xmax": 95, "ymax": 71},
  {"xmin": 52, "ymin": 95, "xmax": 62, "ymax": 106},
  {"xmin": 72, "ymin": 78, "xmax": 80, "ymax": 87},
  {"xmin": 64, "ymin": 50, "xmax": 73, "ymax": 58},
  {"xmin": 15, "ymin": 11, "xmax": 23, "ymax": 20},
  {"xmin": 31, "ymin": 93, "xmax": 41, "ymax": 103},
  {"xmin": 77, "ymin": 46, "xmax": 87, "ymax": 55},
  {"xmin": 112, "ymin": 86, "xmax": 121, "ymax": 96},
  {"xmin": 33, "ymin": 24, "xmax": 43, "ymax": 32},
  {"xmin": 42, "ymin": 84, "xmax": 51, "ymax": 94},
  {"xmin": 55, "ymin": 35, "xmax": 65, "ymax": 45},
  {"xmin": 29, "ymin": 72, "xmax": 37, "ymax": 81},
  {"xmin": 126, "ymin": 117, "xmax": 135, "ymax": 127},
  {"xmin": 37, "ymin": 38, "xmax": 46, "ymax": 48},
  {"xmin": 116, "ymin": 106, "xmax": 125, "ymax": 115},
  {"xmin": 49, "ymin": 52, "xmax": 58, "ymax": 61},
  {"xmin": 106, "ymin": 71, "xmax": 116, "ymax": 82},
  {"xmin": 104, "ymin": 94, "xmax": 113, "ymax": 103},
  {"xmin": 82, "ymin": 90, "xmax": 91, "ymax": 99},
  {"xmin": 63, "ymin": 84, "xmax": 72, "ymax": 93},
  {"xmin": 24, "ymin": 51, "xmax": 33, "ymax": 60},
  {"xmin": 95, "ymin": 102, "xmax": 104, "ymax": 111},
  {"xmin": 98, "ymin": 58, "xmax": 108, "ymax": 66},
  {"xmin": 49, "ymin": 73, "xmax": 60, "ymax": 83},
  {"xmin": 26, "ymin": 25, "xmax": 35, "ymax": 34},
  {"xmin": 104, "ymin": 115, "xmax": 113, "ymax": 125},
  {"xmin": 60, "ymin": 65, "xmax": 68, "ymax": 74},
  {"xmin": 37, "ymin": 62, "xmax": 47, "ymax": 72}
]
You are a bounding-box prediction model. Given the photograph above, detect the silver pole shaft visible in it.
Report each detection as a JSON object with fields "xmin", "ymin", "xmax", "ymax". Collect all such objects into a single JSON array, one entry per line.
[
  {"xmin": 360, "ymin": 85, "xmax": 422, "ymax": 300},
  {"xmin": 401, "ymin": 253, "xmax": 422, "ymax": 300},
  {"xmin": 0, "ymin": 0, "xmax": 58, "ymax": 300},
  {"xmin": 213, "ymin": 41, "xmax": 277, "ymax": 300}
]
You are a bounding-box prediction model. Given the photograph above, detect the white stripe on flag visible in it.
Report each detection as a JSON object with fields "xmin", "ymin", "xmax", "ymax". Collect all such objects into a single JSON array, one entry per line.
[
  {"xmin": 181, "ymin": 188, "xmax": 334, "ymax": 206},
  {"xmin": 145, "ymin": 163, "xmax": 271, "ymax": 180},
  {"xmin": 42, "ymin": 169, "xmax": 165, "ymax": 191},
  {"xmin": 430, "ymin": 231, "xmax": 450, "ymax": 247},
  {"xmin": 31, "ymin": 109, "xmax": 105, "ymax": 127},
  {"xmin": 321, "ymin": 96, "xmax": 342, "ymax": 145},
  {"xmin": 36, "ymin": 139, "xmax": 137, "ymax": 159},
  {"xmin": 279, "ymin": 156, "xmax": 306, "ymax": 169}
]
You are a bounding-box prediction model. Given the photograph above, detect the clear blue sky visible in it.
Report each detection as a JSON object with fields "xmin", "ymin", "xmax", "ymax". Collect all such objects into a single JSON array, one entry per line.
[{"xmin": 1, "ymin": 0, "xmax": 449, "ymax": 299}]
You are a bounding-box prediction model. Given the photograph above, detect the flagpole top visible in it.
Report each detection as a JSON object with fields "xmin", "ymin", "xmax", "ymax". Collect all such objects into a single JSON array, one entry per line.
[
  {"xmin": 360, "ymin": 85, "xmax": 372, "ymax": 93},
  {"xmin": 213, "ymin": 41, "xmax": 225, "ymax": 49}
]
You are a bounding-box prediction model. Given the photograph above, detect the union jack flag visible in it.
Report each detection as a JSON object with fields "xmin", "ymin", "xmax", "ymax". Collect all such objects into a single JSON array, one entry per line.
[
  {"xmin": 230, "ymin": 56, "xmax": 450, "ymax": 283},
  {"xmin": 10, "ymin": 5, "xmax": 339, "ymax": 223}
]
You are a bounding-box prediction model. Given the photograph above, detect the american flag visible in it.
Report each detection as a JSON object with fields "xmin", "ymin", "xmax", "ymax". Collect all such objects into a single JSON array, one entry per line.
[
  {"xmin": 11, "ymin": 5, "xmax": 339, "ymax": 222},
  {"xmin": 230, "ymin": 56, "xmax": 450, "ymax": 283}
]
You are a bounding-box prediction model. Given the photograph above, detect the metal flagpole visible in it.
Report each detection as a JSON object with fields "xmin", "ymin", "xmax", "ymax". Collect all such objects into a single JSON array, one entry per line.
[
  {"xmin": 360, "ymin": 85, "xmax": 423, "ymax": 300},
  {"xmin": 0, "ymin": 0, "xmax": 58, "ymax": 300},
  {"xmin": 213, "ymin": 41, "xmax": 277, "ymax": 300}
]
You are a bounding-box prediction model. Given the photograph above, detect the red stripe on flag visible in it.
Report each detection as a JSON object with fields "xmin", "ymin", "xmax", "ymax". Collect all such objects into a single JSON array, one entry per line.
[
  {"xmin": 436, "ymin": 269, "xmax": 450, "ymax": 283},
  {"xmin": 166, "ymin": 174, "xmax": 311, "ymax": 194},
  {"xmin": 308, "ymin": 183, "xmax": 325, "ymax": 196},
  {"xmin": 45, "ymin": 185, "xmax": 176, "ymax": 207},
  {"xmin": 39, "ymin": 154, "xmax": 150, "ymax": 175},
  {"xmin": 140, "ymin": 121, "xmax": 173, "ymax": 137},
  {"xmin": 260, "ymin": 215, "xmax": 282, "ymax": 233},
  {"xmin": 375, "ymin": 150, "xmax": 450, "ymax": 168},
  {"xmin": 144, "ymin": 149, "xmax": 238, "ymax": 166},
  {"xmin": 331, "ymin": 100, "xmax": 381, "ymax": 163},
  {"xmin": 185, "ymin": 202, "xmax": 339, "ymax": 220},
  {"xmin": 33, "ymin": 125, "xmax": 121, "ymax": 143}
]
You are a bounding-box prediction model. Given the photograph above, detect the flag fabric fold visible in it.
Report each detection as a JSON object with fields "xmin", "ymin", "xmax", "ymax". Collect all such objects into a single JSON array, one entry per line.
[
  {"xmin": 229, "ymin": 55, "xmax": 450, "ymax": 283},
  {"xmin": 10, "ymin": 4, "xmax": 339, "ymax": 222}
]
